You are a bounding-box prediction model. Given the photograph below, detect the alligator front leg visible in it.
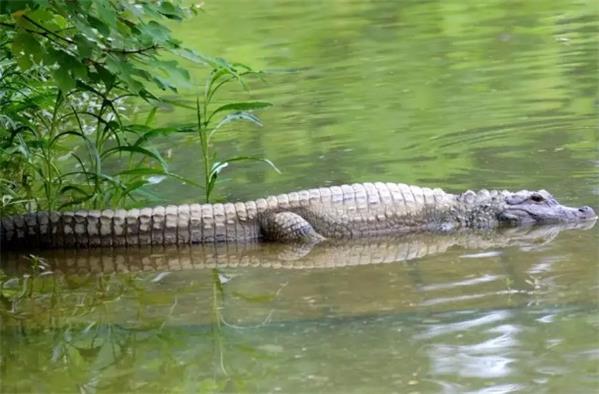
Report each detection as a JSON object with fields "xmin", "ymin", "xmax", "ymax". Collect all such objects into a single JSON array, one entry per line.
[{"xmin": 259, "ymin": 211, "xmax": 326, "ymax": 243}]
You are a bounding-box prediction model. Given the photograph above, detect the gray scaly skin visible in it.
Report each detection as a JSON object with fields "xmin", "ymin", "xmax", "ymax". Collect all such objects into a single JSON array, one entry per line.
[{"xmin": 1, "ymin": 182, "xmax": 596, "ymax": 249}]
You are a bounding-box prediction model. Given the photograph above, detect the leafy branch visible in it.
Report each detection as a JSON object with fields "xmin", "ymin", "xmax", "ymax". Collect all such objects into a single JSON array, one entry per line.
[
  {"xmin": 0, "ymin": 1, "xmax": 207, "ymax": 213},
  {"xmin": 0, "ymin": 0, "xmax": 279, "ymax": 214}
]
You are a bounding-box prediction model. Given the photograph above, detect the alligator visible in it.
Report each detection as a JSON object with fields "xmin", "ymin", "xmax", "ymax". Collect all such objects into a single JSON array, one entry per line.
[{"xmin": 1, "ymin": 182, "xmax": 596, "ymax": 249}]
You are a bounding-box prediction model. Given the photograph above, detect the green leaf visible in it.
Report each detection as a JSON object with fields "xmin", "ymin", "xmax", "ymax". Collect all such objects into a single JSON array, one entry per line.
[
  {"xmin": 28, "ymin": 7, "xmax": 63, "ymax": 31},
  {"xmin": 213, "ymin": 112, "xmax": 263, "ymax": 133},
  {"xmin": 87, "ymin": 14, "xmax": 110, "ymax": 36},
  {"xmin": 126, "ymin": 124, "xmax": 191, "ymax": 137},
  {"xmin": 159, "ymin": 97, "xmax": 196, "ymax": 110},
  {"xmin": 144, "ymin": 107, "xmax": 158, "ymax": 126},
  {"xmin": 57, "ymin": 185, "xmax": 94, "ymax": 209},
  {"xmin": 139, "ymin": 88, "xmax": 159, "ymax": 102},
  {"xmin": 1, "ymin": 0, "xmax": 36, "ymax": 14},
  {"xmin": 209, "ymin": 161, "xmax": 229, "ymax": 178},
  {"xmin": 75, "ymin": 35, "xmax": 94, "ymax": 58},
  {"xmin": 205, "ymin": 66, "xmax": 237, "ymax": 100},
  {"xmin": 117, "ymin": 168, "xmax": 199, "ymax": 187},
  {"xmin": 120, "ymin": 179, "xmax": 149, "ymax": 196},
  {"xmin": 82, "ymin": 172, "xmax": 126, "ymax": 189},
  {"xmin": 209, "ymin": 101, "xmax": 271, "ymax": 122},
  {"xmin": 101, "ymin": 145, "xmax": 167, "ymax": 169},
  {"xmin": 230, "ymin": 156, "xmax": 281, "ymax": 174},
  {"xmin": 152, "ymin": 59, "xmax": 191, "ymax": 89},
  {"xmin": 52, "ymin": 68, "xmax": 76, "ymax": 92},
  {"xmin": 72, "ymin": 15, "xmax": 100, "ymax": 40},
  {"xmin": 157, "ymin": 1, "xmax": 185, "ymax": 20},
  {"xmin": 45, "ymin": 50, "xmax": 88, "ymax": 91},
  {"xmin": 51, "ymin": 130, "xmax": 100, "ymax": 176},
  {"xmin": 60, "ymin": 185, "xmax": 91, "ymax": 197},
  {"xmin": 172, "ymin": 48, "xmax": 213, "ymax": 66},
  {"xmin": 152, "ymin": 76, "xmax": 169, "ymax": 91},
  {"xmin": 95, "ymin": 0, "xmax": 117, "ymax": 28},
  {"xmin": 215, "ymin": 156, "xmax": 281, "ymax": 176},
  {"xmin": 139, "ymin": 20, "xmax": 171, "ymax": 44},
  {"xmin": 49, "ymin": 130, "xmax": 80, "ymax": 147},
  {"xmin": 138, "ymin": 3, "xmax": 161, "ymax": 19},
  {"xmin": 11, "ymin": 30, "xmax": 43, "ymax": 70},
  {"xmin": 94, "ymin": 64, "xmax": 116, "ymax": 89},
  {"xmin": 105, "ymin": 55, "xmax": 143, "ymax": 92},
  {"xmin": 131, "ymin": 127, "xmax": 182, "ymax": 146},
  {"xmin": 70, "ymin": 152, "xmax": 90, "ymax": 176},
  {"xmin": 66, "ymin": 57, "xmax": 87, "ymax": 79}
]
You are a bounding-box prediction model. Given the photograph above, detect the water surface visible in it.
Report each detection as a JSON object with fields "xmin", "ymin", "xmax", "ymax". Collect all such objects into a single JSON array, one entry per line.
[{"xmin": 1, "ymin": 0, "xmax": 598, "ymax": 392}]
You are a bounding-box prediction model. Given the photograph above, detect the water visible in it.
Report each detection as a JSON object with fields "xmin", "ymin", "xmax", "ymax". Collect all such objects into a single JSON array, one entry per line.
[{"xmin": 1, "ymin": 0, "xmax": 598, "ymax": 392}]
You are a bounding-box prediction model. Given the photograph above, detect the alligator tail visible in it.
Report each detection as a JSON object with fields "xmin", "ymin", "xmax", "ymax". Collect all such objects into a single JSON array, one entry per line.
[{"xmin": 1, "ymin": 204, "xmax": 261, "ymax": 249}]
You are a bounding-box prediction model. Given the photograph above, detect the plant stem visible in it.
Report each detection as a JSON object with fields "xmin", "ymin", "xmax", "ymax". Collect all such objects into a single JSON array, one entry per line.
[
  {"xmin": 45, "ymin": 90, "xmax": 63, "ymax": 211},
  {"xmin": 196, "ymin": 97, "xmax": 211, "ymax": 203}
]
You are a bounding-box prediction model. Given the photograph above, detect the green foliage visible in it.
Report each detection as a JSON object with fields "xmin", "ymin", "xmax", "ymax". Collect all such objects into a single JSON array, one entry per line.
[
  {"xmin": 0, "ymin": 0, "xmax": 276, "ymax": 213},
  {"xmin": 0, "ymin": 0, "xmax": 203, "ymax": 213},
  {"xmin": 194, "ymin": 64, "xmax": 279, "ymax": 202},
  {"xmin": 1, "ymin": 0, "xmax": 204, "ymax": 96},
  {"xmin": 0, "ymin": 40, "xmax": 187, "ymax": 213}
]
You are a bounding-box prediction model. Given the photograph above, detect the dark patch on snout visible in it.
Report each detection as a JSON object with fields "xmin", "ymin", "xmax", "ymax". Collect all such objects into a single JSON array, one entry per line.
[{"xmin": 576, "ymin": 206, "xmax": 597, "ymax": 220}]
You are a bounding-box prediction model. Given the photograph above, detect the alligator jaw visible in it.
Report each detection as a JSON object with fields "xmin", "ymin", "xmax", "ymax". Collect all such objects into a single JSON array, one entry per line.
[{"xmin": 497, "ymin": 208, "xmax": 597, "ymax": 226}]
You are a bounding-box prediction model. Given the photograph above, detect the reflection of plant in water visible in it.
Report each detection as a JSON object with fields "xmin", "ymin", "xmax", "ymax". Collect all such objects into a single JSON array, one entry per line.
[
  {"xmin": 0, "ymin": 254, "xmax": 50, "ymax": 320},
  {"xmin": 0, "ymin": 259, "xmax": 155, "ymax": 391},
  {"xmin": 199, "ymin": 269, "xmax": 286, "ymax": 392},
  {"xmin": 0, "ymin": 261, "xmax": 284, "ymax": 392}
]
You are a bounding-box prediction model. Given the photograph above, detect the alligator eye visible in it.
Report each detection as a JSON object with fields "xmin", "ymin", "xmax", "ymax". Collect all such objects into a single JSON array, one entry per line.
[{"xmin": 530, "ymin": 194, "xmax": 544, "ymax": 203}]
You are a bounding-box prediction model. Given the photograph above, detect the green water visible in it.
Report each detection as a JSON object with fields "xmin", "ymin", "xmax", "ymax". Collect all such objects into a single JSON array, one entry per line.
[{"xmin": 1, "ymin": 0, "xmax": 598, "ymax": 392}]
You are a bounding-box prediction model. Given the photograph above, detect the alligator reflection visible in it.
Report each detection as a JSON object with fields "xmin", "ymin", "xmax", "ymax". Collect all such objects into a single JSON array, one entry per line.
[
  {"xmin": 0, "ymin": 222, "xmax": 595, "ymax": 392},
  {"xmin": 3, "ymin": 221, "xmax": 595, "ymax": 274}
]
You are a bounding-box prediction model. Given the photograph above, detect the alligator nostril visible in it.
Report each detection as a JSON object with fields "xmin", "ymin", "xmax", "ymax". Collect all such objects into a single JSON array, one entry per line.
[{"xmin": 578, "ymin": 206, "xmax": 596, "ymax": 216}]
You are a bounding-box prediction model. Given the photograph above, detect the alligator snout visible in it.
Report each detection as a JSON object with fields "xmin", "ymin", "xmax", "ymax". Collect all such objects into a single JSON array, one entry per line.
[
  {"xmin": 556, "ymin": 205, "xmax": 597, "ymax": 223},
  {"xmin": 498, "ymin": 191, "xmax": 597, "ymax": 225},
  {"xmin": 577, "ymin": 206, "xmax": 597, "ymax": 220}
]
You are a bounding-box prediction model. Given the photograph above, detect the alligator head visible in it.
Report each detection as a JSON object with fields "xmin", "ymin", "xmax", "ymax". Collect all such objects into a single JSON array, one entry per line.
[{"xmin": 496, "ymin": 190, "xmax": 597, "ymax": 226}]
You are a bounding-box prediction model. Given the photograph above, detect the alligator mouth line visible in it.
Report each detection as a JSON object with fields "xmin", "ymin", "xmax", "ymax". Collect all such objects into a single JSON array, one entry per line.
[{"xmin": 506, "ymin": 208, "xmax": 598, "ymax": 223}]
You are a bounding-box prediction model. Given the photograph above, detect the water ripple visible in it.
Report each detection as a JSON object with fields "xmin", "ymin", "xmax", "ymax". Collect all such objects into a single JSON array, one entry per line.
[
  {"xmin": 420, "ymin": 274, "xmax": 501, "ymax": 291},
  {"xmin": 416, "ymin": 310, "xmax": 511, "ymax": 339},
  {"xmin": 424, "ymin": 314, "xmax": 520, "ymax": 380}
]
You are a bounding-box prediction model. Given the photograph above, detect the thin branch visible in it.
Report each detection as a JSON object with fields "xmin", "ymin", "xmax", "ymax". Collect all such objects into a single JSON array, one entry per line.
[
  {"xmin": 22, "ymin": 15, "xmax": 75, "ymax": 45},
  {"xmin": 4, "ymin": 17, "xmax": 160, "ymax": 64},
  {"xmin": 105, "ymin": 44, "xmax": 159, "ymax": 55}
]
